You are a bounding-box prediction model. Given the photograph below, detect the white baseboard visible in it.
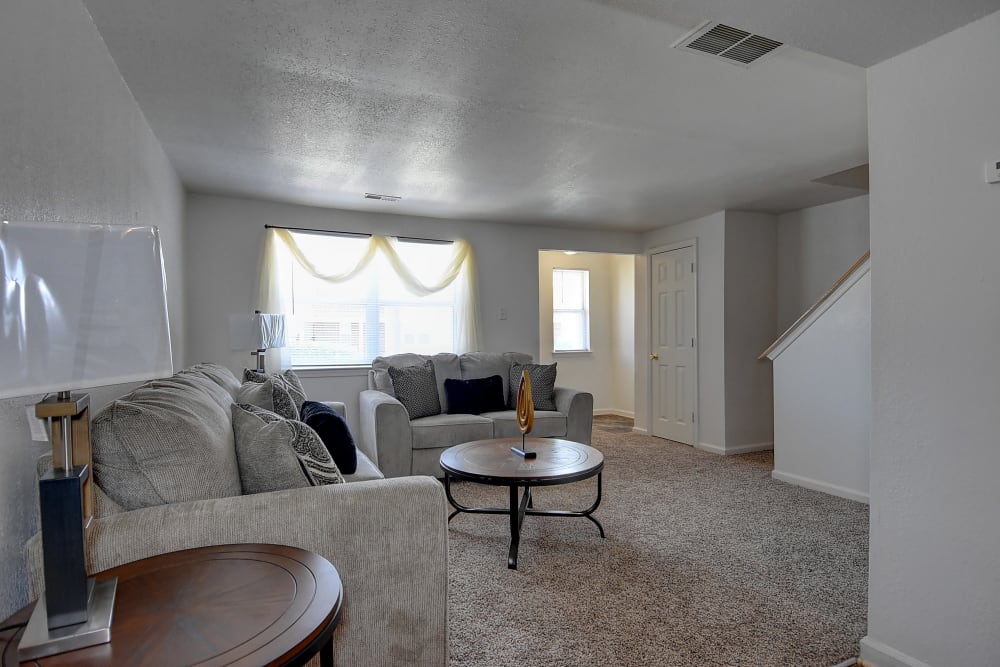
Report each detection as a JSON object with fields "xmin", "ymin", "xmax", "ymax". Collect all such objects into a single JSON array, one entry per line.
[
  {"xmin": 593, "ymin": 409, "xmax": 635, "ymax": 418},
  {"xmin": 695, "ymin": 441, "xmax": 773, "ymax": 456},
  {"xmin": 631, "ymin": 426, "xmax": 648, "ymax": 435},
  {"xmin": 860, "ymin": 636, "xmax": 935, "ymax": 667},
  {"xmin": 772, "ymin": 470, "xmax": 870, "ymax": 504}
]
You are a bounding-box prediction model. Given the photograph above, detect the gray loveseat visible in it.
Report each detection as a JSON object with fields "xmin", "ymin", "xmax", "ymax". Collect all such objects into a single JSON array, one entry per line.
[
  {"xmin": 25, "ymin": 363, "xmax": 448, "ymax": 666},
  {"xmin": 360, "ymin": 352, "xmax": 594, "ymax": 477}
]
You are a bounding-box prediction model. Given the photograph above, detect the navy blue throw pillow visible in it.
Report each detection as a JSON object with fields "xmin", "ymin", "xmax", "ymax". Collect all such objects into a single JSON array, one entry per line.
[
  {"xmin": 444, "ymin": 375, "xmax": 506, "ymax": 415},
  {"xmin": 299, "ymin": 401, "xmax": 358, "ymax": 475}
]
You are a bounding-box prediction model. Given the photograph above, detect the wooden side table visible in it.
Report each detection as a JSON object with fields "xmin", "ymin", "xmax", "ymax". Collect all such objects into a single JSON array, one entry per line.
[{"xmin": 1, "ymin": 544, "xmax": 343, "ymax": 666}]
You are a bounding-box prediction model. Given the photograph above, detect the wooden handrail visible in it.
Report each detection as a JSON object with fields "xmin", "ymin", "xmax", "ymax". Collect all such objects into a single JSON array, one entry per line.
[{"xmin": 759, "ymin": 250, "xmax": 870, "ymax": 360}]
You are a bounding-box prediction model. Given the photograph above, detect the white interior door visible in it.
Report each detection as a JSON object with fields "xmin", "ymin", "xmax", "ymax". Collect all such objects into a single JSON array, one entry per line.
[{"xmin": 651, "ymin": 245, "xmax": 697, "ymax": 444}]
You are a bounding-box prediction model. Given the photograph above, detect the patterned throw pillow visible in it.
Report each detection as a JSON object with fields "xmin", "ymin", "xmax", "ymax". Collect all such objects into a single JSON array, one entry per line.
[
  {"xmin": 243, "ymin": 368, "xmax": 307, "ymax": 413},
  {"xmin": 387, "ymin": 360, "xmax": 441, "ymax": 419},
  {"xmin": 235, "ymin": 378, "xmax": 298, "ymax": 420},
  {"xmin": 508, "ymin": 362, "xmax": 558, "ymax": 411},
  {"xmin": 231, "ymin": 403, "xmax": 344, "ymax": 493}
]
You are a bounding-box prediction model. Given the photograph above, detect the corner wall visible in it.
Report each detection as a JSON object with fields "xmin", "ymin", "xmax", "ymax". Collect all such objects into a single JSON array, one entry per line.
[
  {"xmin": 777, "ymin": 195, "xmax": 870, "ymax": 331},
  {"xmin": 865, "ymin": 10, "xmax": 1000, "ymax": 667},
  {"xmin": 0, "ymin": 0, "xmax": 184, "ymax": 618},
  {"xmin": 724, "ymin": 212, "xmax": 776, "ymax": 450}
]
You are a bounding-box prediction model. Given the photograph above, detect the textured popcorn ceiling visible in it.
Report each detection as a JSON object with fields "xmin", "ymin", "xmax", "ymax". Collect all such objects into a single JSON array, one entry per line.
[{"xmin": 81, "ymin": 0, "xmax": 995, "ymax": 230}]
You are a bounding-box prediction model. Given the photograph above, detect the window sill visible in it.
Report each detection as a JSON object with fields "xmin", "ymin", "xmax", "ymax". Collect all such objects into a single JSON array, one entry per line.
[
  {"xmin": 552, "ymin": 350, "xmax": 592, "ymax": 357},
  {"xmin": 291, "ymin": 365, "xmax": 370, "ymax": 379}
]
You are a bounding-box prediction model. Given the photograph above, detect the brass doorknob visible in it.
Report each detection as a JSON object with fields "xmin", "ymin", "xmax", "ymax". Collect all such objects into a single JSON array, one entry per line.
[{"xmin": 649, "ymin": 353, "xmax": 659, "ymax": 360}]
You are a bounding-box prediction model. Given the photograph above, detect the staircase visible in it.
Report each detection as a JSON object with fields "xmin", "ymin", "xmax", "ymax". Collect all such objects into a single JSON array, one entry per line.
[{"xmin": 760, "ymin": 252, "xmax": 870, "ymax": 503}]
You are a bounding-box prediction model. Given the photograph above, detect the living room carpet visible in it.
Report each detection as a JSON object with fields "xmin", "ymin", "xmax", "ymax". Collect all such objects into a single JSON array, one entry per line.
[{"xmin": 446, "ymin": 426, "xmax": 868, "ymax": 666}]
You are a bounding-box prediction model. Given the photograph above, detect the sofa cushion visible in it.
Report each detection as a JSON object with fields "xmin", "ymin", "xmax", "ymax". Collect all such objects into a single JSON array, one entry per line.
[
  {"xmin": 231, "ymin": 403, "xmax": 313, "ymax": 494},
  {"xmin": 300, "ymin": 400, "xmax": 358, "ymax": 475},
  {"xmin": 444, "ymin": 375, "xmax": 506, "ymax": 415},
  {"xmin": 188, "ymin": 362, "xmax": 241, "ymax": 398},
  {"xmin": 373, "ymin": 352, "xmax": 461, "ymax": 409},
  {"xmin": 388, "ymin": 360, "xmax": 441, "ymax": 419},
  {"xmin": 508, "ymin": 362, "xmax": 558, "ymax": 410},
  {"xmin": 486, "ymin": 410, "xmax": 568, "ymax": 439},
  {"xmin": 340, "ymin": 449, "xmax": 384, "ymax": 483},
  {"xmin": 410, "ymin": 413, "xmax": 494, "ymax": 450},
  {"xmin": 235, "ymin": 377, "xmax": 298, "ymax": 420},
  {"xmin": 460, "ymin": 352, "xmax": 531, "ymax": 399},
  {"xmin": 234, "ymin": 403, "xmax": 344, "ymax": 487},
  {"xmin": 243, "ymin": 368, "xmax": 307, "ymax": 413},
  {"xmin": 91, "ymin": 381, "xmax": 243, "ymax": 511}
]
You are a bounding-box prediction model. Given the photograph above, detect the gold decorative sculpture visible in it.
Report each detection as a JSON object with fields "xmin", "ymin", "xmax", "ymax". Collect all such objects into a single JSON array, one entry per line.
[{"xmin": 511, "ymin": 370, "xmax": 536, "ymax": 458}]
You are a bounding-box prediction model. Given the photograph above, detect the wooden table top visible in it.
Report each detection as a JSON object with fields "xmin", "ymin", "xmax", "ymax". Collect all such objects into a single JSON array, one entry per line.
[
  {"xmin": 439, "ymin": 437, "xmax": 604, "ymax": 486},
  {"xmin": 1, "ymin": 544, "xmax": 342, "ymax": 667}
]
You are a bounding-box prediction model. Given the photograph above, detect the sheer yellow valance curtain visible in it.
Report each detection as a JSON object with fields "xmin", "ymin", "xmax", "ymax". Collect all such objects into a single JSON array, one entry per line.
[{"xmin": 256, "ymin": 227, "xmax": 482, "ymax": 368}]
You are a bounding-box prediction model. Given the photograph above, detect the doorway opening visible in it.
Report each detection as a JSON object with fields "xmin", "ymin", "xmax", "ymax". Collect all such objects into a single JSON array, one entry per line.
[{"xmin": 538, "ymin": 250, "xmax": 636, "ymax": 425}]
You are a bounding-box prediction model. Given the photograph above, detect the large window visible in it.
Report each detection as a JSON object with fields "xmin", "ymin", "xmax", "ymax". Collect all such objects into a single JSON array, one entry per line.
[
  {"xmin": 552, "ymin": 268, "xmax": 590, "ymax": 352},
  {"xmin": 260, "ymin": 229, "xmax": 478, "ymax": 367}
]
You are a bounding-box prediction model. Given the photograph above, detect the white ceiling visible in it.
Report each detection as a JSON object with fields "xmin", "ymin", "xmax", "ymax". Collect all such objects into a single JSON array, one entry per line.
[{"xmin": 81, "ymin": 0, "xmax": 998, "ymax": 231}]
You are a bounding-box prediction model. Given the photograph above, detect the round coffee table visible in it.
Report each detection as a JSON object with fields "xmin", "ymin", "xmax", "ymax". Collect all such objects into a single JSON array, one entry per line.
[
  {"xmin": 1, "ymin": 544, "xmax": 343, "ymax": 666},
  {"xmin": 440, "ymin": 437, "xmax": 605, "ymax": 569}
]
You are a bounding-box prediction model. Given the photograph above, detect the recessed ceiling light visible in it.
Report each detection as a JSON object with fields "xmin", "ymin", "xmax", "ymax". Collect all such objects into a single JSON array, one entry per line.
[{"xmin": 364, "ymin": 193, "xmax": 401, "ymax": 202}]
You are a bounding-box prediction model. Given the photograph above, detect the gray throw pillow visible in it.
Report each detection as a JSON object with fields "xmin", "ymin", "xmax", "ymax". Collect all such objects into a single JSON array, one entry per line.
[
  {"xmin": 231, "ymin": 403, "xmax": 344, "ymax": 493},
  {"xmin": 235, "ymin": 378, "xmax": 298, "ymax": 420},
  {"xmin": 508, "ymin": 362, "xmax": 558, "ymax": 410},
  {"xmin": 243, "ymin": 368, "xmax": 307, "ymax": 414},
  {"xmin": 388, "ymin": 360, "xmax": 441, "ymax": 419}
]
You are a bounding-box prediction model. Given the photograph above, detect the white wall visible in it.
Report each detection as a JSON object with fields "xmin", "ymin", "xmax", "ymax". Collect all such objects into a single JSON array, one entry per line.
[
  {"xmin": 771, "ymin": 269, "xmax": 870, "ymax": 503},
  {"xmin": 639, "ymin": 212, "xmax": 726, "ymax": 447},
  {"xmin": 864, "ymin": 11, "xmax": 1000, "ymax": 667},
  {"xmin": 724, "ymin": 211, "xmax": 777, "ymax": 450},
  {"xmin": 0, "ymin": 0, "xmax": 184, "ymax": 618},
  {"xmin": 538, "ymin": 251, "xmax": 634, "ymax": 416},
  {"xmin": 184, "ymin": 193, "xmax": 641, "ymax": 433},
  {"xmin": 611, "ymin": 254, "xmax": 636, "ymax": 416},
  {"xmin": 777, "ymin": 195, "xmax": 869, "ymax": 331}
]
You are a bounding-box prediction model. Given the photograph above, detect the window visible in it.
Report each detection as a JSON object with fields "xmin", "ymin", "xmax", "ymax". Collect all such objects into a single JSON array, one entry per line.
[
  {"xmin": 552, "ymin": 268, "xmax": 590, "ymax": 352},
  {"xmin": 262, "ymin": 230, "xmax": 477, "ymax": 367}
]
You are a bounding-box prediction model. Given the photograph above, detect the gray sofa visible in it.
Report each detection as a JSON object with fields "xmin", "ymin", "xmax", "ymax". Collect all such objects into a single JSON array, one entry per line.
[
  {"xmin": 360, "ymin": 352, "xmax": 594, "ymax": 477},
  {"xmin": 25, "ymin": 363, "xmax": 448, "ymax": 666}
]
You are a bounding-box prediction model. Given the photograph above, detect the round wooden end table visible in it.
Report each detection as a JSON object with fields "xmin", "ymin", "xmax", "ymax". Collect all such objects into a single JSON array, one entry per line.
[
  {"xmin": 440, "ymin": 437, "xmax": 605, "ymax": 569},
  {"xmin": 0, "ymin": 544, "xmax": 343, "ymax": 667}
]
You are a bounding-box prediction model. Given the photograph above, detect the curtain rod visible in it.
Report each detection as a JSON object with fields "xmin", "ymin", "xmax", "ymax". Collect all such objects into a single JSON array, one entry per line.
[{"xmin": 264, "ymin": 224, "xmax": 453, "ymax": 245}]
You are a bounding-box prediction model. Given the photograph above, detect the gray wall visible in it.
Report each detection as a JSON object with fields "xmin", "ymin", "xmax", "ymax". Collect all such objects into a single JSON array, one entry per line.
[
  {"xmin": 724, "ymin": 211, "xmax": 777, "ymax": 448},
  {"xmin": 864, "ymin": 11, "xmax": 1000, "ymax": 667},
  {"xmin": 776, "ymin": 195, "xmax": 869, "ymax": 331},
  {"xmin": 183, "ymin": 193, "xmax": 641, "ymax": 432},
  {"xmin": 0, "ymin": 0, "xmax": 184, "ymax": 618}
]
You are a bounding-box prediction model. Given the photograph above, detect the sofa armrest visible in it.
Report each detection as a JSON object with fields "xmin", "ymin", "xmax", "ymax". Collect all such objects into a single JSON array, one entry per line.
[
  {"xmin": 26, "ymin": 477, "xmax": 448, "ymax": 666},
  {"xmin": 359, "ymin": 389, "xmax": 413, "ymax": 477},
  {"xmin": 321, "ymin": 401, "xmax": 346, "ymax": 418},
  {"xmin": 554, "ymin": 386, "xmax": 594, "ymax": 445}
]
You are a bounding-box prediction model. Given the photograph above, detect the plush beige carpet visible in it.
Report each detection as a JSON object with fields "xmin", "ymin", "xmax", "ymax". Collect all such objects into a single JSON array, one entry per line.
[{"xmin": 447, "ymin": 424, "xmax": 868, "ymax": 666}]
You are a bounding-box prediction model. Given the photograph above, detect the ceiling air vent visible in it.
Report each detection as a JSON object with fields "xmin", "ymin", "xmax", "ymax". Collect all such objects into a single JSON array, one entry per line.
[
  {"xmin": 673, "ymin": 21, "xmax": 784, "ymax": 66},
  {"xmin": 364, "ymin": 193, "xmax": 401, "ymax": 202}
]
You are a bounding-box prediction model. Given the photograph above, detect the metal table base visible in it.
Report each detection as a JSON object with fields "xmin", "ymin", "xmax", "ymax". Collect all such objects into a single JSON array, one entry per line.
[{"xmin": 444, "ymin": 473, "xmax": 605, "ymax": 569}]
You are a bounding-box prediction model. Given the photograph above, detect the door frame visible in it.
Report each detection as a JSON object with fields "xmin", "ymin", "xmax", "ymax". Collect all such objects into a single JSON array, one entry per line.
[{"xmin": 645, "ymin": 239, "xmax": 699, "ymax": 444}]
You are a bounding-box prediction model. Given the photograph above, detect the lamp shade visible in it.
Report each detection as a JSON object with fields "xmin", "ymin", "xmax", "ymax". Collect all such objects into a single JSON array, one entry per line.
[
  {"xmin": 0, "ymin": 221, "xmax": 173, "ymax": 399},
  {"xmin": 228, "ymin": 313, "xmax": 286, "ymax": 350}
]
